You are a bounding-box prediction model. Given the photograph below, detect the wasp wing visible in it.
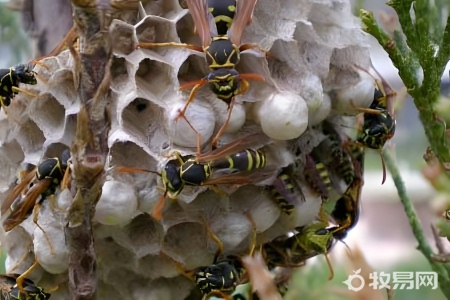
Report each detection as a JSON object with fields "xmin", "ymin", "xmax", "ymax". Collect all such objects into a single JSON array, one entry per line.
[
  {"xmin": 227, "ymin": 0, "xmax": 257, "ymax": 45},
  {"xmin": 187, "ymin": 0, "xmax": 216, "ymax": 48},
  {"xmin": 197, "ymin": 133, "xmax": 270, "ymax": 163},
  {"xmin": 1, "ymin": 169, "xmax": 37, "ymax": 217},
  {"xmin": 202, "ymin": 169, "xmax": 273, "ymax": 186},
  {"xmin": 2, "ymin": 178, "xmax": 52, "ymax": 232}
]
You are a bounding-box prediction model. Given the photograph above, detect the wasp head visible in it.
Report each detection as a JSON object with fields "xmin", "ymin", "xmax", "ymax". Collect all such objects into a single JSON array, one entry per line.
[
  {"xmin": 161, "ymin": 162, "xmax": 184, "ymax": 198},
  {"xmin": 207, "ymin": 68, "xmax": 240, "ymax": 105},
  {"xmin": 13, "ymin": 63, "xmax": 37, "ymax": 85}
]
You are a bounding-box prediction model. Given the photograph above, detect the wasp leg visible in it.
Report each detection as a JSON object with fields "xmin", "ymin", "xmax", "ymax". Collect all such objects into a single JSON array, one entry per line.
[
  {"xmin": 202, "ymin": 216, "xmax": 224, "ymax": 263},
  {"xmin": 244, "ymin": 212, "xmax": 257, "ymax": 257},
  {"xmin": 239, "ymin": 43, "xmax": 264, "ymax": 52},
  {"xmin": 208, "ymin": 185, "xmax": 227, "ymax": 197},
  {"xmin": 211, "ymin": 97, "xmax": 235, "ymax": 149},
  {"xmin": 137, "ymin": 42, "xmax": 204, "ymax": 52},
  {"xmin": 324, "ymin": 252, "xmax": 334, "ymax": 281},
  {"xmin": 61, "ymin": 164, "xmax": 71, "ymax": 190},
  {"xmin": 356, "ymin": 107, "xmax": 383, "ymax": 115},
  {"xmin": 0, "ymin": 96, "xmax": 9, "ymax": 114},
  {"xmin": 33, "ymin": 203, "xmax": 55, "ymax": 255},
  {"xmin": 177, "ymin": 79, "xmax": 208, "ymax": 121},
  {"xmin": 16, "ymin": 260, "xmax": 39, "ymax": 295},
  {"xmin": 11, "ymin": 86, "xmax": 38, "ymax": 98}
]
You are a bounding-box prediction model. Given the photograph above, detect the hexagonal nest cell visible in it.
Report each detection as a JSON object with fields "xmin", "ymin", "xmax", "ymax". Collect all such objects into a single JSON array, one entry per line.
[{"xmin": 0, "ymin": 0, "xmax": 381, "ymax": 299}]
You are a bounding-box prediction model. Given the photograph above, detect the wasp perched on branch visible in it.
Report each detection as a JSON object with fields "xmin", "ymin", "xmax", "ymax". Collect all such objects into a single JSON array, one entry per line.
[
  {"xmin": 138, "ymin": 0, "xmax": 264, "ymax": 147},
  {"xmin": 354, "ymin": 65, "xmax": 396, "ymax": 184},
  {"xmin": 118, "ymin": 133, "xmax": 270, "ymax": 220},
  {"xmin": 0, "ymin": 64, "xmax": 38, "ymax": 111},
  {"xmin": 0, "ymin": 273, "xmax": 51, "ymax": 300}
]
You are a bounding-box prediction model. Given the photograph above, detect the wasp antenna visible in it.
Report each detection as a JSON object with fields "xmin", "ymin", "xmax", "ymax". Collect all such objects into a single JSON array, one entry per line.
[
  {"xmin": 379, "ymin": 151, "xmax": 387, "ymax": 185},
  {"xmin": 116, "ymin": 166, "xmax": 161, "ymax": 177},
  {"xmin": 151, "ymin": 193, "xmax": 167, "ymax": 221}
]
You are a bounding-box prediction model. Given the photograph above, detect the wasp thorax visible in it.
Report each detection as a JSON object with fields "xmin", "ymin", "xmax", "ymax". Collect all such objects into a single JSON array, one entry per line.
[{"xmin": 205, "ymin": 37, "xmax": 240, "ymax": 68}]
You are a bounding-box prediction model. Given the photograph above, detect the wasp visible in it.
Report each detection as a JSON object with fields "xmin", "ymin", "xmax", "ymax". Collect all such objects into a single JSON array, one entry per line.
[
  {"xmin": 1, "ymin": 149, "xmax": 71, "ymax": 232},
  {"xmin": 321, "ymin": 121, "xmax": 355, "ymax": 186},
  {"xmin": 354, "ymin": 66, "xmax": 396, "ymax": 184},
  {"xmin": 0, "ymin": 64, "xmax": 37, "ymax": 110},
  {"xmin": 326, "ymin": 141, "xmax": 364, "ymax": 241},
  {"xmin": 262, "ymin": 221, "xmax": 335, "ymax": 279},
  {"xmin": 119, "ymin": 133, "xmax": 270, "ymax": 220},
  {"xmin": 269, "ymin": 164, "xmax": 305, "ymax": 215},
  {"xmin": 138, "ymin": 0, "xmax": 263, "ymax": 147},
  {"xmin": 0, "ymin": 273, "xmax": 51, "ymax": 300},
  {"xmin": 303, "ymin": 154, "xmax": 332, "ymax": 201},
  {"xmin": 195, "ymin": 260, "xmax": 241, "ymax": 299}
]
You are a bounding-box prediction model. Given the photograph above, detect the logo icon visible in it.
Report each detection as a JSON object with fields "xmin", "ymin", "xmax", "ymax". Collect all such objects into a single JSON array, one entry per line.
[{"xmin": 343, "ymin": 268, "xmax": 365, "ymax": 292}]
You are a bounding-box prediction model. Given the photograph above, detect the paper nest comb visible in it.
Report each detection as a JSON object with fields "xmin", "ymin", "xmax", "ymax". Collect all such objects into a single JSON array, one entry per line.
[{"xmin": 0, "ymin": 0, "xmax": 375, "ymax": 299}]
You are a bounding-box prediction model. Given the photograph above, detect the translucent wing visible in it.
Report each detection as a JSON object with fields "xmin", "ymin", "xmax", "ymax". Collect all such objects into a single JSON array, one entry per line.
[
  {"xmin": 2, "ymin": 178, "xmax": 52, "ymax": 232},
  {"xmin": 187, "ymin": 0, "xmax": 216, "ymax": 48},
  {"xmin": 202, "ymin": 169, "xmax": 273, "ymax": 186},
  {"xmin": 197, "ymin": 133, "xmax": 270, "ymax": 163},
  {"xmin": 227, "ymin": 0, "xmax": 257, "ymax": 45},
  {"xmin": 1, "ymin": 169, "xmax": 37, "ymax": 216}
]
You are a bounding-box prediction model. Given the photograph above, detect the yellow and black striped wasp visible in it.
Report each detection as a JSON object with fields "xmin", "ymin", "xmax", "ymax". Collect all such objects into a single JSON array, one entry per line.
[
  {"xmin": 322, "ymin": 121, "xmax": 355, "ymax": 186},
  {"xmin": 0, "ymin": 273, "xmax": 51, "ymax": 300},
  {"xmin": 195, "ymin": 258, "xmax": 244, "ymax": 300},
  {"xmin": 354, "ymin": 65, "xmax": 396, "ymax": 184},
  {"xmin": 325, "ymin": 141, "xmax": 364, "ymax": 241},
  {"xmin": 0, "ymin": 64, "xmax": 37, "ymax": 111},
  {"xmin": 269, "ymin": 164, "xmax": 305, "ymax": 215},
  {"xmin": 119, "ymin": 133, "xmax": 270, "ymax": 220},
  {"xmin": 303, "ymin": 153, "xmax": 332, "ymax": 201},
  {"xmin": 1, "ymin": 149, "xmax": 71, "ymax": 233},
  {"xmin": 138, "ymin": 0, "xmax": 264, "ymax": 147}
]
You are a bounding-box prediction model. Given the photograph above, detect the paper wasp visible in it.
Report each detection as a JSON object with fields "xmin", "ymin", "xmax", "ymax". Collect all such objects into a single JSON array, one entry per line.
[
  {"xmin": 326, "ymin": 141, "xmax": 364, "ymax": 241},
  {"xmin": 322, "ymin": 121, "xmax": 355, "ymax": 186},
  {"xmin": 138, "ymin": 0, "xmax": 264, "ymax": 147},
  {"xmin": 195, "ymin": 259, "xmax": 242, "ymax": 299},
  {"xmin": 118, "ymin": 133, "xmax": 270, "ymax": 220},
  {"xmin": 262, "ymin": 221, "xmax": 335, "ymax": 279},
  {"xmin": 0, "ymin": 64, "xmax": 37, "ymax": 111},
  {"xmin": 269, "ymin": 164, "xmax": 305, "ymax": 215},
  {"xmin": 354, "ymin": 65, "xmax": 396, "ymax": 184},
  {"xmin": 304, "ymin": 154, "xmax": 332, "ymax": 201},
  {"xmin": 1, "ymin": 149, "xmax": 71, "ymax": 232},
  {"xmin": 0, "ymin": 273, "xmax": 51, "ymax": 300}
]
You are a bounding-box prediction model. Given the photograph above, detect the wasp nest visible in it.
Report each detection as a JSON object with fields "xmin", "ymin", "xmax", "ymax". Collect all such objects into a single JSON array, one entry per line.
[{"xmin": 1, "ymin": 0, "xmax": 374, "ymax": 299}]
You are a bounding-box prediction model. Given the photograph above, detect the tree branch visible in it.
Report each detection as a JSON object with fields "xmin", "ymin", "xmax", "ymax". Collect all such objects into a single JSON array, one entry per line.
[{"xmin": 65, "ymin": 1, "xmax": 112, "ymax": 299}]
